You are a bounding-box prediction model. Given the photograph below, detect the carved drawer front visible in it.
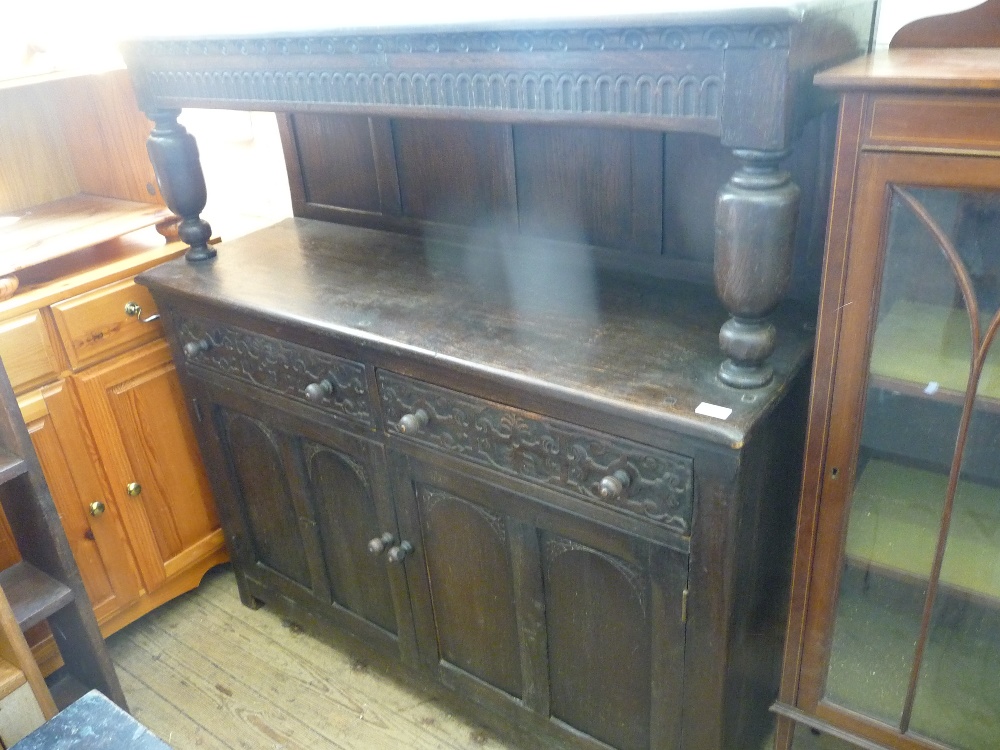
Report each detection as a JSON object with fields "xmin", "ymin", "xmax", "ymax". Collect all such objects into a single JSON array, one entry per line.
[
  {"xmin": 0, "ymin": 311, "xmax": 60, "ymax": 394},
  {"xmin": 51, "ymin": 278, "xmax": 162, "ymax": 370},
  {"xmin": 175, "ymin": 314, "xmax": 373, "ymax": 427},
  {"xmin": 378, "ymin": 371, "xmax": 693, "ymax": 536}
]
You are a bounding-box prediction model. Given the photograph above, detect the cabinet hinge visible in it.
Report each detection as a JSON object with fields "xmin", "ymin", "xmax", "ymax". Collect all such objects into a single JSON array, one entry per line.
[
  {"xmin": 192, "ymin": 398, "xmax": 203, "ymax": 423},
  {"xmin": 681, "ymin": 588, "xmax": 689, "ymax": 625}
]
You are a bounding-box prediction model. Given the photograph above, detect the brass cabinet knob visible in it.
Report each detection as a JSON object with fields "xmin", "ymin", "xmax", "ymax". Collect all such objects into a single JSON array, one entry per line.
[
  {"xmin": 386, "ymin": 541, "xmax": 414, "ymax": 563},
  {"xmin": 183, "ymin": 338, "xmax": 211, "ymax": 358},
  {"xmin": 304, "ymin": 379, "xmax": 333, "ymax": 403},
  {"xmin": 367, "ymin": 532, "xmax": 395, "ymax": 556},
  {"xmin": 124, "ymin": 301, "xmax": 160, "ymax": 324},
  {"xmin": 89, "ymin": 501, "xmax": 106, "ymax": 517},
  {"xmin": 397, "ymin": 409, "xmax": 429, "ymax": 435},
  {"xmin": 598, "ymin": 470, "xmax": 632, "ymax": 499},
  {"xmin": 126, "ymin": 482, "xmax": 142, "ymax": 497}
]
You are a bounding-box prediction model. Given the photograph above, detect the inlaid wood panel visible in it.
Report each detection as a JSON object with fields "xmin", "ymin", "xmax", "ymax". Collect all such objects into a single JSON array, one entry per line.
[
  {"xmin": 543, "ymin": 533, "xmax": 652, "ymax": 750},
  {"xmin": 416, "ymin": 484, "xmax": 522, "ymax": 699},
  {"xmin": 219, "ymin": 410, "xmax": 311, "ymax": 589},
  {"xmin": 392, "ymin": 119, "xmax": 517, "ymax": 229},
  {"xmin": 513, "ymin": 125, "xmax": 662, "ymax": 254},
  {"xmin": 289, "ymin": 113, "xmax": 382, "ymax": 212},
  {"xmin": 306, "ymin": 440, "xmax": 397, "ymax": 635}
]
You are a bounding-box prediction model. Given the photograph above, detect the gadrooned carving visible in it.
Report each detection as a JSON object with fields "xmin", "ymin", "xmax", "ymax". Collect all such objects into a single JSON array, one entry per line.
[
  {"xmin": 176, "ymin": 316, "xmax": 372, "ymax": 426},
  {"xmin": 417, "ymin": 485, "xmax": 507, "ymax": 542},
  {"xmin": 142, "ymin": 69, "xmax": 723, "ymax": 120},
  {"xmin": 378, "ymin": 372, "xmax": 693, "ymax": 535},
  {"xmin": 546, "ymin": 537, "xmax": 646, "ymax": 615}
]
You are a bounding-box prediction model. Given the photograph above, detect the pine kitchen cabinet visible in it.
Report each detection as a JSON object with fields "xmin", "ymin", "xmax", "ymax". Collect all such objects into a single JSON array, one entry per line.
[{"xmin": 0, "ymin": 66, "xmax": 226, "ymax": 672}]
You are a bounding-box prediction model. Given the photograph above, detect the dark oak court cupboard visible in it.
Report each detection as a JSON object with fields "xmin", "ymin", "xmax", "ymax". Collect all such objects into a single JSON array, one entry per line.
[
  {"xmin": 773, "ymin": 13, "xmax": 1000, "ymax": 750},
  {"xmin": 121, "ymin": 4, "xmax": 875, "ymax": 748}
]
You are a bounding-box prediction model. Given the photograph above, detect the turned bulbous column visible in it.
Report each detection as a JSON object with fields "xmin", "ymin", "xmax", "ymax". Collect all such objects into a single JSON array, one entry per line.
[
  {"xmin": 145, "ymin": 109, "xmax": 215, "ymax": 262},
  {"xmin": 715, "ymin": 149, "xmax": 800, "ymax": 388}
]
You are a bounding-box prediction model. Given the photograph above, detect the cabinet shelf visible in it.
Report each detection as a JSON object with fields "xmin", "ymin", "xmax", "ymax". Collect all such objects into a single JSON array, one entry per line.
[
  {"xmin": 0, "ymin": 562, "xmax": 74, "ymax": 632},
  {"xmin": 0, "ymin": 195, "xmax": 171, "ymax": 278},
  {"xmin": 869, "ymin": 300, "xmax": 1000, "ymax": 406},
  {"xmin": 844, "ymin": 459, "xmax": 1000, "ymax": 602}
]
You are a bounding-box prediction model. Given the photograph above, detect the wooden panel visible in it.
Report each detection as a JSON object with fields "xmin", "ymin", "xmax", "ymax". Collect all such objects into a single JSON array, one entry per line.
[
  {"xmin": 867, "ymin": 95, "xmax": 1000, "ymax": 153},
  {"xmin": 0, "ymin": 84, "xmax": 77, "ymax": 214},
  {"xmin": 75, "ymin": 341, "xmax": 218, "ymax": 593},
  {"xmin": 220, "ymin": 410, "xmax": 311, "ymax": 588},
  {"xmin": 513, "ymin": 125, "xmax": 662, "ymax": 253},
  {"xmin": 306, "ymin": 439, "xmax": 397, "ymax": 634},
  {"xmin": 393, "ymin": 120, "xmax": 517, "ymax": 229},
  {"xmin": 417, "ymin": 485, "xmax": 522, "ymax": 699},
  {"xmin": 51, "ymin": 278, "xmax": 161, "ymax": 371},
  {"xmin": 543, "ymin": 532, "xmax": 652, "ymax": 750},
  {"xmin": 0, "ymin": 312, "xmax": 59, "ymax": 395},
  {"xmin": 20, "ymin": 382, "xmax": 142, "ymax": 623},
  {"xmin": 57, "ymin": 69, "xmax": 161, "ymax": 205},
  {"xmin": 291, "ymin": 114, "xmax": 382, "ymax": 213},
  {"xmin": 662, "ymin": 133, "xmax": 738, "ymax": 265}
]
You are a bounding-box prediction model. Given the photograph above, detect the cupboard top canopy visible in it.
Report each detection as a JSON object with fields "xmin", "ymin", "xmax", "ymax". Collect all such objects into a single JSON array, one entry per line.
[{"xmin": 121, "ymin": 0, "xmax": 875, "ymax": 150}]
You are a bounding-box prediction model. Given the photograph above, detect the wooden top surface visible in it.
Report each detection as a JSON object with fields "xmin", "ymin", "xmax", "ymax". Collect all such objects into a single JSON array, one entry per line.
[
  {"xmin": 0, "ymin": 195, "xmax": 171, "ymax": 277},
  {"xmin": 139, "ymin": 219, "xmax": 813, "ymax": 446},
  {"xmin": 124, "ymin": 0, "xmax": 858, "ymax": 38},
  {"xmin": 815, "ymin": 49, "xmax": 1000, "ymax": 92}
]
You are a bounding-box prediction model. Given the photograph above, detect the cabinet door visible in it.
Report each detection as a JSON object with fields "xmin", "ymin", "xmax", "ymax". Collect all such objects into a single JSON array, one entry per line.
[
  {"xmin": 799, "ymin": 154, "xmax": 1000, "ymax": 749},
  {"xmin": 20, "ymin": 381, "xmax": 142, "ymax": 621},
  {"xmin": 396, "ymin": 458, "xmax": 687, "ymax": 750},
  {"xmin": 188, "ymin": 379, "xmax": 414, "ymax": 661},
  {"xmin": 74, "ymin": 340, "xmax": 221, "ymax": 594}
]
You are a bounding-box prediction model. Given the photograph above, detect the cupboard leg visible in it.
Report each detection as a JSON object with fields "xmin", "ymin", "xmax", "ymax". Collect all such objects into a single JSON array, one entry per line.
[
  {"xmin": 233, "ymin": 572, "xmax": 263, "ymax": 610},
  {"xmin": 145, "ymin": 109, "xmax": 215, "ymax": 263},
  {"xmin": 714, "ymin": 149, "xmax": 800, "ymax": 388}
]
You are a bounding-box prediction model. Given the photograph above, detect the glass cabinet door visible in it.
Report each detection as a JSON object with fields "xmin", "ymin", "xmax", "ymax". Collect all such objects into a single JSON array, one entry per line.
[{"xmin": 821, "ymin": 177, "xmax": 1000, "ymax": 748}]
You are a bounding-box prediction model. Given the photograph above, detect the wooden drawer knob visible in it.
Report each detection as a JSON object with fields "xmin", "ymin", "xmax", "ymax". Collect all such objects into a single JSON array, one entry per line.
[
  {"xmin": 367, "ymin": 532, "xmax": 395, "ymax": 555},
  {"xmin": 397, "ymin": 409, "xmax": 429, "ymax": 435},
  {"xmin": 599, "ymin": 470, "xmax": 632, "ymax": 499},
  {"xmin": 183, "ymin": 338, "xmax": 212, "ymax": 358},
  {"xmin": 386, "ymin": 541, "xmax": 414, "ymax": 563},
  {"xmin": 304, "ymin": 379, "xmax": 334, "ymax": 403}
]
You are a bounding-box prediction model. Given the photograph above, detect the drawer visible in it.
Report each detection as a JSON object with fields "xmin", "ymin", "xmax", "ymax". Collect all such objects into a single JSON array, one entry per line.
[
  {"xmin": 174, "ymin": 314, "xmax": 373, "ymax": 427},
  {"xmin": 866, "ymin": 95, "xmax": 1000, "ymax": 153},
  {"xmin": 51, "ymin": 279, "xmax": 162, "ymax": 370},
  {"xmin": 0, "ymin": 311, "xmax": 60, "ymax": 393},
  {"xmin": 377, "ymin": 371, "xmax": 694, "ymax": 536}
]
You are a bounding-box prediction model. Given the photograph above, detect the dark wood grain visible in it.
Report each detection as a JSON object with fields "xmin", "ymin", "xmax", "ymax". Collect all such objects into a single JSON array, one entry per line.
[{"xmin": 291, "ymin": 113, "xmax": 382, "ymax": 212}]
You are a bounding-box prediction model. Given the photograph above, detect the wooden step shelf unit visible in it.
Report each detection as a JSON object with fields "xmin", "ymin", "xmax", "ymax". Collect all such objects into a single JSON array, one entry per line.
[{"xmin": 0, "ymin": 355, "xmax": 125, "ymax": 709}]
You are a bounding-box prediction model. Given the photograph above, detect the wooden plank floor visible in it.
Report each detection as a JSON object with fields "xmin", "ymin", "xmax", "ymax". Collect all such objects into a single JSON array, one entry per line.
[
  {"xmin": 107, "ymin": 564, "xmax": 850, "ymax": 750},
  {"xmin": 106, "ymin": 564, "xmax": 515, "ymax": 750}
]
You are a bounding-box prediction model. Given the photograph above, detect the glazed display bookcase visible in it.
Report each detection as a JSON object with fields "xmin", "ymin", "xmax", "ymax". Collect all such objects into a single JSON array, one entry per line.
[{"xmin": 773, "ymin": 12, "xmax": 1000, "ymax": 750}]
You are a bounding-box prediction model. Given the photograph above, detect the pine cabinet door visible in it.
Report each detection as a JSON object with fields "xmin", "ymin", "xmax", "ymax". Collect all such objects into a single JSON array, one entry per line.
[
  {"xmin": 74, "ymin": 340, "xmax": 221, "ymax": 593},
  {"xmin": 20, "ymin": 381, "xmax": 142, "ymax": 621}
]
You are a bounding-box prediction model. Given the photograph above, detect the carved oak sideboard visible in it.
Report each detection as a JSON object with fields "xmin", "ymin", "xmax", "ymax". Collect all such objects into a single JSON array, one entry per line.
[{"xmin": 121, "ymin": 4, "xmax": 875, "ymax": 748}]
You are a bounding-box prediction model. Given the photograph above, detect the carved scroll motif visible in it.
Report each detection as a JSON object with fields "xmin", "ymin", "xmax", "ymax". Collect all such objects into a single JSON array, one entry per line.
[
  {"xmin": 378, "ymin": 372, "xmax": 693, "ymax": 535},
  {"xmin": 176, "ymin": 316, "xmax": 373, "ymax": 426}
]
